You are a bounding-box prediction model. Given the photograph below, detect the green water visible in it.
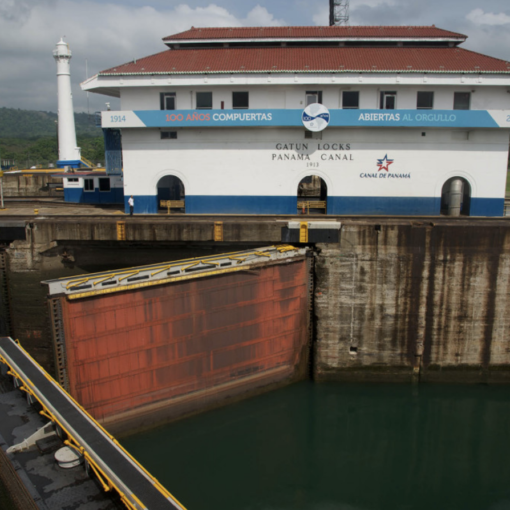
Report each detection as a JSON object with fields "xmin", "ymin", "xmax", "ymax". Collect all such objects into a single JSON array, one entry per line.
[{"xmin": 122, "ymin": 381, "xmax": 510, "ymax": 510}]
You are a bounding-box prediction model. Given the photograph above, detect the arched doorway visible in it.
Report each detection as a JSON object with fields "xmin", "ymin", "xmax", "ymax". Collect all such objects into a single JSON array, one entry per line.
[
  {"xmin": 157, "ymin": 175, "xmax": 185, "ymax": 212},
  {"xmin": 297, "ymin": 175, "xmax": 327, "ymax": 214},
  {"xmin": 440, "ymin": 177, "xmax": 471, "ymax": 216}
]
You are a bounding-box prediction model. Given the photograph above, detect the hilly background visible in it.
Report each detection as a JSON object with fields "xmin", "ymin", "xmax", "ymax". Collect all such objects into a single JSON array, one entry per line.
[{"xmin": 0, "ymin": 107, "xmax": 104, "ymax": 167}]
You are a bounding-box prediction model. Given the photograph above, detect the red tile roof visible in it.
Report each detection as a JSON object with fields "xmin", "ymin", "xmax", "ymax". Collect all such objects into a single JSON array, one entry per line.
[
  {"xmin": 163, "ymin": 26, "xmax": 466, "ymax": 41},
  {"xmin": 100, "ymin": 47, "xmax": 510, "ymax": 75}
]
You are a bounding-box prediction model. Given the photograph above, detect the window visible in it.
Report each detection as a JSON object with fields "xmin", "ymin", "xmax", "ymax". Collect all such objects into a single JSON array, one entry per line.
[
  {"xmin": 160, "ymin": 92, "xmax": 176, "ymax": 110},
  {"xmin": 342, "ymin": 91, "xmax": 359, "ymax": 109},
  {"xmin": 233, "ymin": 92, "xmax": 249, "ymax": 109},
  {"xmin": 99, "ymin": 178, "xmax": 111, "ymax": 192},
  {"xmin": 161, "ymin": 131, "xmax": 177, "ymax": 140},
  {"xmin": 196, "ymin": 92, "xmax": 212, "ymax": 109},
  {"xmin": 454, "ymin": 92, "xmax": 471, "ymax": 110},
  {"xmin": 380, "ymin": 91, "xmax": 397, "ymax": 109},
  {"xmin": 84, "ymin": 178, "xmax": 94, "ymax": 191},
  {"xmin": 306, "ymin": 91, "xmax": 322, "ymax": 106},
  {"xmin": 66, "ymin": 178, "xmax": 78, "ymax": 183},
  {"xmin": 417, "ymin": 91, "xmax": 434, "ymax": 109}
]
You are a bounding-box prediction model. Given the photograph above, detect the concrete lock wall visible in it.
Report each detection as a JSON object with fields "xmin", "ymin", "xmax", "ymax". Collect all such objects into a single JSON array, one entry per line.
[
  {"xmin": 314, "ymin": 222, "xmax": 510, "ymax": 383},
  {"xmin": 2, "ymin": 174, "xmax": 62, "ymax": 198},
  {"xmin": 4, "ymin": 216, "xmax": 510, "ymax": 426}
]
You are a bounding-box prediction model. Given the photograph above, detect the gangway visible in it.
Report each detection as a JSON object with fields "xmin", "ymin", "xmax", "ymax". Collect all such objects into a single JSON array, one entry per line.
[{"xmin": 0, "ymin": 336, "xmax": 187, "ymax": 510}]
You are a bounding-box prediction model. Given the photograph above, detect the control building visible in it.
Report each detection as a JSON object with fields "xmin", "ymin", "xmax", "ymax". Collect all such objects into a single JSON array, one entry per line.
[{"xmin": 81, "ymin": 26, "xmax": 510, "ymax": 216}]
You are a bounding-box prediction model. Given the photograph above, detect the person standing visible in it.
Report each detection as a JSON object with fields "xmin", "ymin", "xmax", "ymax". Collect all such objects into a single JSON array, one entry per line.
[{"xmin": 128, "ymin": 195, "xmax": 134, "ymax": 216}]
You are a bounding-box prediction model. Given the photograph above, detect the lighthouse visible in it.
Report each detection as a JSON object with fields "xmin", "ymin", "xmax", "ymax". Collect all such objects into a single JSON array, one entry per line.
[{"xmin": 53, "ymin": 39, "xmax": 81, "ymax": 168}]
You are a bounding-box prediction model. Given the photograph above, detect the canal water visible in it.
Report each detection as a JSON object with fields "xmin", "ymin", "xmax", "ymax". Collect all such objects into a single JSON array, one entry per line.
[{"xmin": 122, "ymin": 381, "xmax": 510, "ymax": 510}]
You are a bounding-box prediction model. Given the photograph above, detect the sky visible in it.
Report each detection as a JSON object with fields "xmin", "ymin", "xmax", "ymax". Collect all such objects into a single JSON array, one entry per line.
[{"xmin": 1, "ymin": 0, "xmax": 510, "ymax": 114}]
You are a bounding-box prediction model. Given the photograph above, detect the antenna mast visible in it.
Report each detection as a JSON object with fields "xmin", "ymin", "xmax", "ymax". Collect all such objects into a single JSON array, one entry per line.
[{"xmin": 329, "ymin": 0, "xmax": 349, "ymax": 26}]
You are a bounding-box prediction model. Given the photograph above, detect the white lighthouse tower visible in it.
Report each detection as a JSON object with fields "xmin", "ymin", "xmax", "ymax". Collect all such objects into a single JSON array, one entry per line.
[{"xmin": 53, "ymin": 38, "xmax": 81, "ymax": 168}]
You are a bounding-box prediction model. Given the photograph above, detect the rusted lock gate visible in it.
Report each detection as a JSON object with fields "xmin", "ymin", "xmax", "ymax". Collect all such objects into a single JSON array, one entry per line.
[{"xmin": 43, "ymin": 245, "xmax": 311, "ymax": 431}]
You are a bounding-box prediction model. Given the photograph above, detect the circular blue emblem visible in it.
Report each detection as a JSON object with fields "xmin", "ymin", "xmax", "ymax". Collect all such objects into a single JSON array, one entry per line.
[{"xmin": 302, "ymin": 103, "xmax": 330, "ymax": 132}]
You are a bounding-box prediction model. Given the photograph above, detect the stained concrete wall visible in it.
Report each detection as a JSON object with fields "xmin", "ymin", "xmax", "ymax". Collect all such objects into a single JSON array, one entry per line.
[
  {"xmin": 314, "ymin": 221, "xmax": 510, "ymax": 383},
  {"xmin": 2, "ymin": 174, "xmax": 62, "ymax": 197},
  {"xmin": 4, "ymin": 215, "xmax": 510, "ymax": 384}
]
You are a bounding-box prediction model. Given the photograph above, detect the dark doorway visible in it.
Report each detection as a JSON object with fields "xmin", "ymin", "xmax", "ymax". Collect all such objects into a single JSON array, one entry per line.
[
  {"xmin": 297, "ymin": 175, "xmax": 327, "ymax": 215},
  {"xmin": 441, "ymin": 177, "xmax": 471, "ymax": 216},
  {"xmin": 157, "ymin": 175, "xmax": 185, "ymax": 212}
]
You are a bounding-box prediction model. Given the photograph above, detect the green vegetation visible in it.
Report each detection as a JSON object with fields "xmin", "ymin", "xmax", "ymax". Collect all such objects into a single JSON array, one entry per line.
[
  {"xmin": 0, "ymin": 107, "xmax": 100, "ymax": 138},
  {"xmin": 0, "ymin": 107, "xmax": 104, "ymax": 168},
  {"xmin": 0, "ymin": 136, "xmax": 104, "ymax": 168}
]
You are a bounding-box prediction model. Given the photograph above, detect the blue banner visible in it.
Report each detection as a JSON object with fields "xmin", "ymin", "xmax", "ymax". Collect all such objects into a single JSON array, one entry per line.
[{"xmin": 110, "ymin": 109, "xmax": 505, "ymax": 129}]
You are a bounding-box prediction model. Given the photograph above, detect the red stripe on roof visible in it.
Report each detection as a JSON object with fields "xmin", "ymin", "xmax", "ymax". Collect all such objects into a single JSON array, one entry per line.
[
  {"xmin": 163, "ymin": 25, "xmax": 466, "ymax": 41},
  {"xmin": 100, "ymin": 47, "xmax": 510, "ymax": 75}
]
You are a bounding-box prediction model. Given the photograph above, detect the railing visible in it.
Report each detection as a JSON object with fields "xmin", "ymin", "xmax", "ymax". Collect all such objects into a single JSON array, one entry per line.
[
  {"xmin": 43, "ymin": 245, "xmax": 305, "ymax": 300},
  {"xmin": 80, "ymin": 157, "xmax": 95, "ymax": 168},
  {"xmin": 0, "ymin": 337, "xmax": 186, "ymax": 510},
  {"xmin": 160, "ymin": 200, "xmax": 185, "ymax": 213},
  {"xmin": 298, "ymin": 200, "xmax": 327, "ymax": 214}
]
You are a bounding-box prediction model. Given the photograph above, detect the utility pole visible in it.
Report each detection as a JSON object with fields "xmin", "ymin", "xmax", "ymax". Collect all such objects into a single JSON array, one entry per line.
[{"xmin": 329, "ymin": 0, "xmax": 349, "ymax": 26}]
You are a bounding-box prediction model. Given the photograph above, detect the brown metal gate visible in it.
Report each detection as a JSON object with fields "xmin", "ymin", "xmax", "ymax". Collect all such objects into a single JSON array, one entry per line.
[{"xmin": 44, "ymin": 246, "xmax": 311, "ymax": 431}]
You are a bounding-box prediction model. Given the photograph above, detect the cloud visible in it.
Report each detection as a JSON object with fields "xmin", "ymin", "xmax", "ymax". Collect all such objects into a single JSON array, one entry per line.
[
  {"xmin": 0, "ymin": 1, "xmax": 284, "ymax": 113},
  {"xmin": 466, "ymin": 8, "xmax": 510, "ymax": 26},
  {"xmin": 0, "ymin": 0, "xmax": 55, "ymax": 23},
  {"xmin": 244, "ymin": 5, "xmax": 284, "ymax": 26}
]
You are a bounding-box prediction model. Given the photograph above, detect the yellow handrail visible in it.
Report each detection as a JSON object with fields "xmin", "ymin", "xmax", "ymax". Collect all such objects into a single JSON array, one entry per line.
[
  {"xmin": 0, "ymin": 340, "xmax": 187, "ymax": 510},
  {"xmin": 80, "ymin": 156, "xmax": 96, "ymax": 169}
]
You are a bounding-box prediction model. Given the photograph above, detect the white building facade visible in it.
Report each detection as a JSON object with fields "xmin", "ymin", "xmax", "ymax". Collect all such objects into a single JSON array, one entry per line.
[{"xmin": 82, "ymin": 26, "xmax": 510, "ymax": 216}]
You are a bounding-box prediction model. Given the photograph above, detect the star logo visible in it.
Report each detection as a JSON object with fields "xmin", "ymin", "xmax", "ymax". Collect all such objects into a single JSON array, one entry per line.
[{"xmin": 377, "ymin": 154, "xmax": 394, "ymax": 172}]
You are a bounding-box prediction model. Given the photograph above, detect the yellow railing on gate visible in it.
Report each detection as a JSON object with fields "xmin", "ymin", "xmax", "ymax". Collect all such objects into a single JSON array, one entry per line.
[{"xmin": 0, "ymin": 340, "xmax": 186, "ymax": 510}]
